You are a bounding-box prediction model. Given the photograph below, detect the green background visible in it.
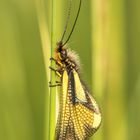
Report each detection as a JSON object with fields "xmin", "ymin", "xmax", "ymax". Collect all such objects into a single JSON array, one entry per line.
[{"xmin": 0, "ymin": 0, "xmax": 140, "ymax": 140}]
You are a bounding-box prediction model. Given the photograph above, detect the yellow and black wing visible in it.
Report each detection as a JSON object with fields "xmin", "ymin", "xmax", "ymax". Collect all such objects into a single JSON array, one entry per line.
[{"xmin": 55, "ymin": 70, "xmax": 101, "ymax": 140}]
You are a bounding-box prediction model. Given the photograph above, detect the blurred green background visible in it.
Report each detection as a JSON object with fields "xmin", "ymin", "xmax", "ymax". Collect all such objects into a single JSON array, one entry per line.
[{"xmin": 0, "ymin": 0, "xmax": 140, "ymax": 140}]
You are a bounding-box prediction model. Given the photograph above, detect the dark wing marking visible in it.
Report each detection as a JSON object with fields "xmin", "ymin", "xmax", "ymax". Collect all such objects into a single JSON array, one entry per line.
[{"xmin": 68, "ymin": 70, "xmax": 76, "ymax": 104}]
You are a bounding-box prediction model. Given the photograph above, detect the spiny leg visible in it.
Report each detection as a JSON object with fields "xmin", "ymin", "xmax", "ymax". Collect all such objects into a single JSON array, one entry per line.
[
  {"xmin": 50, "ymin": 57, "xmax": 63, "ymax": 67},
  {"xmin": 49, "ymin": 58, "xmax": 64, "ymax": 87},
  {"xmin": 49, "ymin": 66, "xmax": 62, "ymax": 87},
  {"xmin": 49, "ymin": 81, "xmax": 62, "ymax": 87},
  {"xmin": 49, "ymin": 66, "xmax": 62, "ymax": 77}
]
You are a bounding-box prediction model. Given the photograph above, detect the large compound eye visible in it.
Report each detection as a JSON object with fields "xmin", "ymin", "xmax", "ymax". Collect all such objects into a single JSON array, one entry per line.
[{"xmin": 60, "ymin": 49, "xmax": 67, "ymax": 60}]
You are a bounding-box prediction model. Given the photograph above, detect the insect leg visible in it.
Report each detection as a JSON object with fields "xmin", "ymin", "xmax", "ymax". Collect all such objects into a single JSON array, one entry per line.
[
  {"xmin": 49, "ymin": 58, "xmax": 64, "ymax": 87},
  {"xmin": 50, "ymin": 57, "xmax": 63, "ymax": 67},
  {"xmin": 55, "ymin": 81, "xmax": 61, "ymax": 84},
  {"xmin": 49, "ymin": 66, "xmax": 62, "ymax": 77},
  {"xmin": 49, "ymin": 81, "xmax": 62, "ymax": 87}
]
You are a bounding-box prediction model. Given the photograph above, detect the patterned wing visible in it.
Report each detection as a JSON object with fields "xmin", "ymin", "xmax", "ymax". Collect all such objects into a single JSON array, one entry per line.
[
  {"xmin": 55, "ymin": 70, "xmax": 72, "ymax": 139},
  {"xmin": 55, "ymin": 70, "xmax": 101, "ymax": 140},
  {"xmin": 69, "ymin": 70, "xmax": 101, "ymax": 139}
]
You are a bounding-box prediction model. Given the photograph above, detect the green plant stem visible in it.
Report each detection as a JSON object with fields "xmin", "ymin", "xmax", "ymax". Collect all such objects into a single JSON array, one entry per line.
[
  {"xmin": 35, "ymin": 0, "xmax": 51, "ymax": 140},
  {"xmin": 91, "ymin": 0, "xmax": 127, "ymax": 140},
  {"xmin": 49, "ymin": 0, "xmax": 57, "ymax": 139}
]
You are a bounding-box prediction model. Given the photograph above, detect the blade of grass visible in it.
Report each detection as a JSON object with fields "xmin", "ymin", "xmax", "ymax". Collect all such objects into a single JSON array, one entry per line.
[
  {"xmin": 104, "ymin": 0, "xmax": 127, "ymax": 139},
  {"xmin": 91, "ymin": 0, "xmax": 127, "ymax": 140},
  {"xmin": 35, "ymin": 0, "xmax": 51, "ymax": 140},
  {"xmin": 49, "ymin": 0, "xmax": 57, "ymax": 139},
  {"xmin": 91, "ymin": 0, "xmax": 107, "ymax": 139}
]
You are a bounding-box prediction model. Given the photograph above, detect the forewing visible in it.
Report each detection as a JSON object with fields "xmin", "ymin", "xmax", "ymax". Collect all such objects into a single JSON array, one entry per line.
[{"xmin": 55, "ymin": 70, "xmax": 71, "ymax": 139}]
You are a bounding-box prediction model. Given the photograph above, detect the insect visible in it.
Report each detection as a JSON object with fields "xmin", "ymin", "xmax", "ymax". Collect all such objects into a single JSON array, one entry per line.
[{"xmin": 50, "ymin": 0, "xmax": 101, "ymax": 139}]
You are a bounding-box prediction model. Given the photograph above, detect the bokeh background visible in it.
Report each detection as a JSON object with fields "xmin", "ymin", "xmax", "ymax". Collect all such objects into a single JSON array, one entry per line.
[{"xmin": 0, "ymin": 0, "xmax": 140, "ymax": 140}]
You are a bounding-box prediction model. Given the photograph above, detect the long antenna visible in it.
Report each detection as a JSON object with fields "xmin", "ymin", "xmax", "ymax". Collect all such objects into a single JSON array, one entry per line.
[
  {"xmin": 62, "ymin": 0, "xmax": 82, "ymax": 47},
  {"xmin": 60, "ymin": 0, "xmax": 72, "ymax": 43}
]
